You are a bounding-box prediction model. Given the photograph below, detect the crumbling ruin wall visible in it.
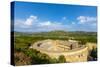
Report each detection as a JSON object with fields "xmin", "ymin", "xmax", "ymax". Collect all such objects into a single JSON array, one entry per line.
[{"xmin": 33, "ymin": 46, "xmax": 88, "ymax": 62}]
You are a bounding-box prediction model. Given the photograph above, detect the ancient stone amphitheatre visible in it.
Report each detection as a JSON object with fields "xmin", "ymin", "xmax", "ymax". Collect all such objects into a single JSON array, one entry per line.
[{"xmin": 30, "ymin": 39, "xmax": 88, "ymax": 62}]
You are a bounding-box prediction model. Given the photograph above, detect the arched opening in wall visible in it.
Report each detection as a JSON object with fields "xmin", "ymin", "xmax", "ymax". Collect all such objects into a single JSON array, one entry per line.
[
  {"xmin": 70, "ymin": 44, "xmax": 73, "ymax": 50},
  {"xmin": 78, "ymin": 54, "xmax": 83, "ymax": 58},
  {"xmin": 37, "ymin": 43, "xmax": 42, "ymax": 47},
  {"xmin": 78, "ymin": 55, "xmax": 81, "ymax": 58}
]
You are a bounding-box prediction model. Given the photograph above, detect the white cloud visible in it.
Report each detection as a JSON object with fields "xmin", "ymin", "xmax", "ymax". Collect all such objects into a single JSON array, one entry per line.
[
  {"xmin": 38, "ymin": 21, "xmax": 61, "ymax": 27},
  {"xmin": 62, "ymin": 17, "xmax": 67, "ymax": 20},
  {"xmin": 38, "ymin": 21, "xmax": 52, "ymax": 26},
  {"xmin": 35, "ymin": 24, "xmax": 71, "ymax": 32},
  {"xmin": 15, "ymin": 15, "xmax": 68, "ymax": 29},
  {"xmin": 14, "ymin": 19, "xmax": 23, "ymax": 26},
  {"xmin": 14, "ymin": 15, "xmax": 97, "ymax": 32},
  {"xmin": 36, "ymin": 21, "xmax": 69, "ymax": 32},
  {"xmin": 24, "ymin": 15, "xmax": 37, "ymax": 26},
  {"xmin": 72, "ymin": 22, "xmax": 75, "ymax": 25},
  {"xmin": 15, "ymin": 15, "xmax": 38, "ymax": 28},
  {"xmin": 14, "ymin": 19, "xmax": 26, "ymax": 28},
  {"xmin": 77, "ymin": 16, "xmax": 97, "ymax": 24}
]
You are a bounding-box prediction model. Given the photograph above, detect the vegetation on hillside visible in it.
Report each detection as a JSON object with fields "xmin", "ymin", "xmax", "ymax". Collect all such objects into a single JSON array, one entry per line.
[{"xmin": 13, "ymin": 30, "xmax": 97, "ymax": 65}]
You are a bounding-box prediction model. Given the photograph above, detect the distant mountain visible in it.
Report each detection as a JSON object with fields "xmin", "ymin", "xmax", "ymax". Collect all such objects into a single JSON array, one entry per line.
[{"xmin": 14, "ymin": 30, "xmax": 97, "ymax": 37}]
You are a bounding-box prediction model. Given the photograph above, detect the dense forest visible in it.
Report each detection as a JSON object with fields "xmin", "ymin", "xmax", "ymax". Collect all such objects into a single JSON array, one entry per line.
[{"xmin": 13, "ymin": 30, "xmax": 97, "ymax": 65}]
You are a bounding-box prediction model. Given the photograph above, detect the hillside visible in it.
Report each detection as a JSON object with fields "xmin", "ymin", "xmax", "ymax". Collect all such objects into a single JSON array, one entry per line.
[
  {"xmin": 14, "ymin": 30, "xmax": 97, "ymax": 37},
  {"xmin": 13, "ymin": 30, "xmax": 97, "ymax": 43},
  {"xmin": 13, "ymin": 30, "xmax": 97, "ymax": 65}
]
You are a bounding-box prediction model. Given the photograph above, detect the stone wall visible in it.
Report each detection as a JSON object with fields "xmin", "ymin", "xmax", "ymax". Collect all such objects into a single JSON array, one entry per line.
[
  {"xmin": 33, "ymin": 46, "xmax": 88, "ymax": 62},
  {"xmin": 31, "ymin": 40, "xmax": 89, "ymax": 62}
]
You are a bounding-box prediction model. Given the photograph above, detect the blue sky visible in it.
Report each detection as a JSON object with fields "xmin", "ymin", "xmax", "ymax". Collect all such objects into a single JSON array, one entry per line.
[{"xmin": 13, "ymin": 1, "xmax": 97, "ymax": 32}]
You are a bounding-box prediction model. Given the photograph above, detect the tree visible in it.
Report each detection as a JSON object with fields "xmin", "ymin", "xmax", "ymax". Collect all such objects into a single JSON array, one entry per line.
[
  {"xmin": 49, "ymin": 58, "xmax": 58, "ymax": 63},
  {"xmin": 58, "ymin": 55, "xmax": 66, "ymax": 63},
  {"xmin": 90, "ymin": 47, "xmax": 97, "ymax": 61},
  {"xmin": 78, "ymin": 40, "xmax": 86, "ymax": 45}
]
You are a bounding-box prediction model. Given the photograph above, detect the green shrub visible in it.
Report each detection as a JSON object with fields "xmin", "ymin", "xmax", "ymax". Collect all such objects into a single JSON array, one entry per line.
[{"xmin": 58, "ymin": 55, "xmax": 66, "ymax": 63}]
